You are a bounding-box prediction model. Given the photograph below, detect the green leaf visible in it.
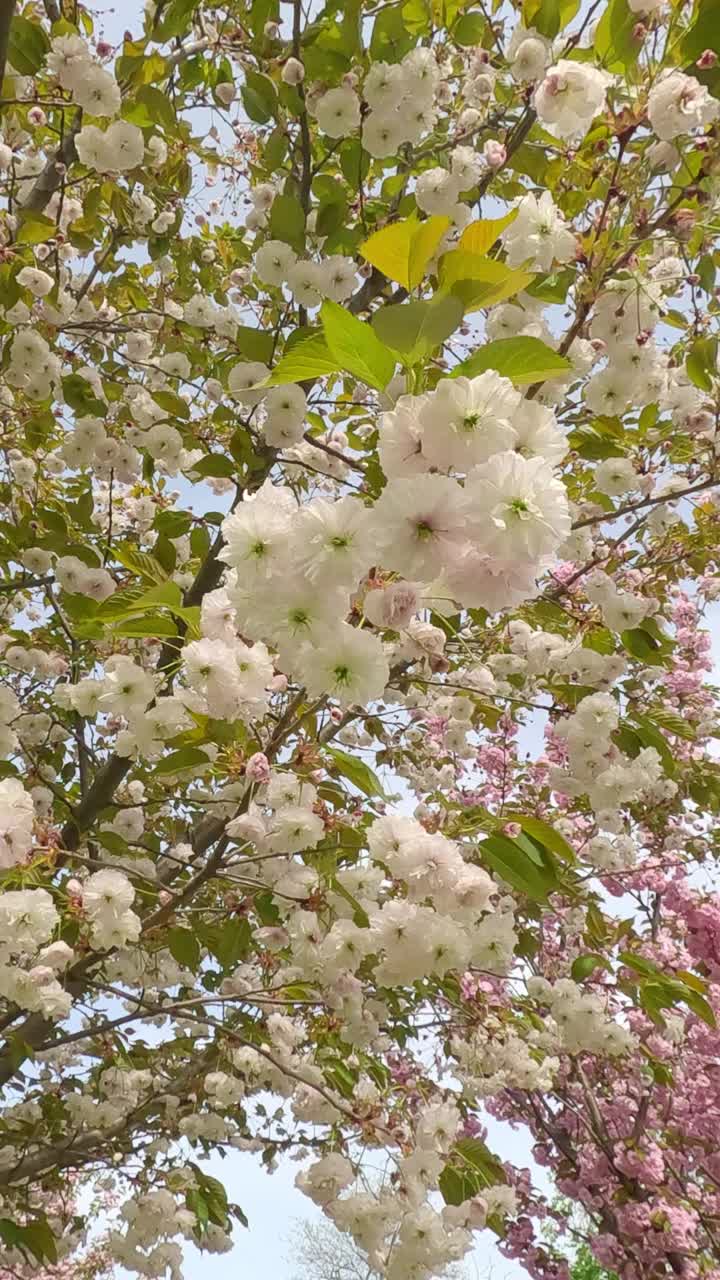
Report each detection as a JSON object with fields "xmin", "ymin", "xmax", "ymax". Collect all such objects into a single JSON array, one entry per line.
[
  {"xmin": 438, "ymin": 251, "xmax": 534, "ymax": 311},
  {"xmin": 501, "ymin": 813, "xmax": 576, "ymax": 863},
  {"xmin": 267, "ymin": 334, "xmax": 339, "ymax": 385},
  {"xmin": 371, "ymin": 294, "xmax": 463, "ymax": 362},
  {"xmin": 370, "ymin": 4, "xmax": 416, "ymax": 61},
  {"xmin": 682, "ymin": 0, "xmax": 720, "ymax": 60},
  {"xmin": 451, "ymin": 336, "xmax": 572, "ymax": 385},
  {"xmin": 453, "ymin": 11, "xmax": 485, "ymax": 44},
  {"xmin": 15, "ymin": 212, "xmax": 56, "ymax": 245},
  {"xmin": 97, "ymin": 832, "xmax": 134, "ymax": 861},
  {"xmin": 112, "ymin": 543, "xmax": 167, "ymax": 585},
  {"xmin": 360, "ymin": 215, "xmax": 451, "ymax": 291},
  {"xmin": 242, "ymin": 70, "xmax": 278, "ymax": 123},
  {"xmin": 208, "ymin": 918, "xmax": 252, "ymax": 969},
  {"xmin": 235, "ymin": 325, "xmax": 275, "ymax": 364},
  {"xmin": 320, "ymin": 300, "xmax": 396, "ymax": 391},
  {"xmin": 156, "ymin": 510, "xmax": 193, "ymax": 538},
  {"xmin": 648, "ymin": 707, "xmax": 695, "ymax": 741},
  {"xmin": 686, "ymin": 336, "xmax": 718, "ymax": 392},
  {"xmin": 154, "ymin": 0, "xmax": 199, "ymax": 39},
  {"xmin": 620, "ymin": 625, "xmax": 668, "ymax": 667},
  {"xmin": 594, "ymin": 0, "xmax": 641, "ymax": 71},
  {"xmin": 7, "ymin": 16, "xmax": 50, "ymax": 75},
  {"xmin": 189, "ymin": 454, "xmax": 236, "ymax": 479},
  {"xmin": 628, "ymin": 712, "xmax": 675, "ymax": 775},
  {"xmin": 112, "ymin": 613, "xmax": 178, "ymax": 638},
  {"xmin": 135, "ymin": 84, "xmax": 176, "ymax": 132},
  {"xmin": 153, "ymin": 389, "xmax": 191, "ymax": 420},
  {"xmin": 269, "ymin": 193, "xmax": 306, "ymax": 253},
  {"xmin": 62, "ymin": 374, "xmax": 106, "ymax": 416},
  {"xmin": 156, "ymin": 747, "xmax": 212, "ymax": 775},
  {"xmin": 459, "ymin": 211, "xmax": 517, "ymax": 256},
  {"xmin": 523, "ymin": 0, "xmax": 580, "ymax": 37},
  {"xmin": 571, "ymin": 953, "xmax": 610, "ymax": 982},
  {"xmin": 168, "ymin": 927, "xmax": 201, "ymax": 969},
  {"xmin": 97, "ymin": 579, "xmax": 181, "ymax": 621},
  {"xmin": 439, "ymin": 1137, "xmax": 507, "ymax": 1207},
  {"xmin": 329, "ymin": 877, "xmax": 370, "ymax": 928},
  {"xmin": 479, "ymin": 833, "xmax": 560, "ymax": 901},
  {"xmin": 0, "ymin": 1217, "xmax": 58, "ymax": 1266},
  {"xmin": 326, "ymin": 746, "xmax": 387, "ymax": 798},
  {"xmin": 340, "ymin": 138, "xmax": 370, "ymax": 188}
]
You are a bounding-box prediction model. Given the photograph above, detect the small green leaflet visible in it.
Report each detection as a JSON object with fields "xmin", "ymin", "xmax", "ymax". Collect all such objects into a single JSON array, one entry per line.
[{"xmin": 326, "ymin": 746, "xmax": 387, "ymax": 798}]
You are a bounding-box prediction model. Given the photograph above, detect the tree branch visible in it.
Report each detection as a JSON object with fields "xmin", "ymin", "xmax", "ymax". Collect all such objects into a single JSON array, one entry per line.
[{"xmin": 0, "ymin": 0, "xmax": 16, "ymax": 95}]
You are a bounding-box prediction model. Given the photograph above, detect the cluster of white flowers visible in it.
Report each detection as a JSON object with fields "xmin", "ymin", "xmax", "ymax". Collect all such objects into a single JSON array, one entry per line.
[
  {"xmin": 375, "ymin": 372, "xmax": 570, "ymax": 613},
  {"xmin": 526, "ymin": 977, "xmax": 636, "ymax": 1056},
  {"xmin": 59, "ymin": 414, "xmax": 141, "ymax": 482},
  {"xmin": 0, "ymin": 778, "xmax": 34, "ymax": 868},
  {"xmin": 76, "ymin": 120, "xmax": 145, "ymax": 173},
  {"xmin": 46, "ymin": 33, "xmax": 121, "ymax": 115},
  {"xmin": 501, "ymin": 192, "xmax": 576, "ymax": 271},
  {"xmin": 110, "ymin": 1185, "xmax": 231, "ymax": 1280},
  {"xmin": 0, "ymin": 888, "xmax": 71, "ymax": 1019},
  {"xmin": 584, "ymin": 569, "xmax": 655, "ymax": 634},
  {"xmin": 81, "ymin": 869, "xmax": 141, "ymax": 950},
  {"xmin": 182, "ymin": 633, "xmax": 273, "ymax": 724},
  {"xmin": 55, "ymin": 655, "xmax": 197, "ymax": 759},
  {"xmin": 452, "ymin": 1020, "xmax": 559, "ymax": 1096},
  {"xmin": 360, "ymin": 49, "xmax": 441, "ymax": 157},
  {"xmin": 6, "ymin": 331, "xmax": 61, "ymax": 400},
  {"xmin": 254, "ymin": 240, "xmax": 358, "ymax": 307},
  {"xmin": 302, "ymin": 1099, "xmax": 517, "ymax": 1280},
  {"xmin": 551, "ymin": 692, "xmax": 673, "ymax": 819},
  {"xmin": 55, "ymin": 554, "xmax": 115, "ymax": 601}
]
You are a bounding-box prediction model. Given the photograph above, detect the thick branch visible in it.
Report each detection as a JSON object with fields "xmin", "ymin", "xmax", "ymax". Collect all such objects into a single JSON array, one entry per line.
[
  {"xmin": 20, "ymin": 115, "xmax": 81, "ymax": 217},
  {"xmin": 0, "ymin": 0, "xmax": 16, "ymax": 94}
]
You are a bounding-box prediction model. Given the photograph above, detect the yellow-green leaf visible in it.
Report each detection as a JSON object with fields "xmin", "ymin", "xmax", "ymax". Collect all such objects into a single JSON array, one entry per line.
[
  {"xmin": 459, "ymin": 210, "xmax": 517, "ymax": 256},
  {"xmin": 439, "ymin": 251, "xmax": 534, "ymax": 311},
  {"xmin": 360, "ymin": 215, "xmax": 451, "ymax": 291}
]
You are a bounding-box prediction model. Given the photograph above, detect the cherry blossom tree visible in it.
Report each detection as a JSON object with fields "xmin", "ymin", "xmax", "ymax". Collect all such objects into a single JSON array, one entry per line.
[{"xmin": 1, "ymin": 0, "xmax": 720, "ymax": 1277}]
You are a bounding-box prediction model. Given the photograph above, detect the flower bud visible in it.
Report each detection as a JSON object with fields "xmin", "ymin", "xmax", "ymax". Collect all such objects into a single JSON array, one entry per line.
[{"xmin": 282, "ymin": 57, "xmax": 305, "ymax": 86}]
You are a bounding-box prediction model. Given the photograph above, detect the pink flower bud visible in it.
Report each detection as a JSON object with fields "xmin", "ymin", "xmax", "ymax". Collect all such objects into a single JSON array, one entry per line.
[
  {"xmin": 246, "ymin": 752, "xmax": 271, "ymax": 784},
  {"xmin": 697, "ymin": 49, "xmax": 717, "ymax": 69},
  {"xmin": 483, "ymin": 140, "xmax": 506, "ymax": 169},
  {"xmin": 28, "ymin": 966, "xmax": 55, "ymax": 986}
]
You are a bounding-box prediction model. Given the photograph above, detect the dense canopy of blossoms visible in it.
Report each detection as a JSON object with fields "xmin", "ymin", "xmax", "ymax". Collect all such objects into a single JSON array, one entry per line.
[{"xmin": 1, "ymin": 0, "xmax": 720, "ymax": 1278}]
